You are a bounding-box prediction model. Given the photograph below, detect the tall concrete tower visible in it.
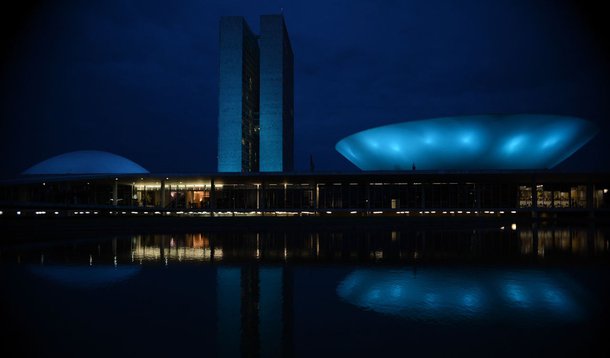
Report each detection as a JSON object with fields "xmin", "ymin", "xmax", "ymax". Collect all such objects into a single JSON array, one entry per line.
[
  {"xmin": 218, "ymin": 15, "xmax": 293, "ymax": 173},
  {"xmin": 259, "ymin": 15, "xmax": 294, "ymax": 172},
  {"xmin": 218, "ymin": 16, "xmax": 260, "ymax": 173}
]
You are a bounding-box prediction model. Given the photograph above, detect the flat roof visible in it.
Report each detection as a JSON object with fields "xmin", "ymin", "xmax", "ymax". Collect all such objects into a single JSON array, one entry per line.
[{"xmin": 2, "ymin": 170, "xmax": 610, "ymax": 186}]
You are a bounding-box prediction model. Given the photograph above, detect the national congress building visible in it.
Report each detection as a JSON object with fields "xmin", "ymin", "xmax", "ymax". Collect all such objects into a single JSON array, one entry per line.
[
  {"xmin": 1, "ymin": 14, "xmax": 609, "ymax": 219},
  {"xmin": 218, "ymin": 15, "xmax": 294, "ymax": 173}
]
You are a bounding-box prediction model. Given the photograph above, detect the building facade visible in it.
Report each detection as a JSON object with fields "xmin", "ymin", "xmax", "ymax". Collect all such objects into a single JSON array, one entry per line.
[
  {"xmin": 218, "ymin": 15, "xmax": 293, "ymax": 173},
  {"xmin": 218, "ymin": 17, "xmax": 260, "ymax": 173},
  {"xmin": 259, "ymin": 15, "xmax": 294, "ymax": 172},
  {"xmin": 2, "ymin": 172, "xmax": 610, "ymax": 220}
]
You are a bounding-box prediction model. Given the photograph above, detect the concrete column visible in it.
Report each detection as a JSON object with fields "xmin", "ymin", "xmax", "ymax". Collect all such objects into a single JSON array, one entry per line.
[
  {"xmin": 586, "ymin": 182, "xmax": 594, "ymax": 218},
  {"xmin": 421, "ymin": 184, "xmax": 426, "ymax": 210},
  {"xmin": 261, "ymin": 182, "xmax": 267, "ymax": 214},
  {"xmin": 112, "ymin": 180, "xmax": 118, "ymax": 206},
  {"xmin": 284, "ymin": 183, "xmax": 287, "ymax": 209},
  {"xmin": 365, "ymin": 182, "xmax": 370, "ymax": 214},
  {"xmin": 210, "ymin": 178, "xmax": 217, "ymax": 216},
  {"xmin": 531, "ymin": 177, "xmax": 538, "ymax": 219},
  {"xmin": 160, "ymin": 180, "xmax": 166, "ymax": 208}
]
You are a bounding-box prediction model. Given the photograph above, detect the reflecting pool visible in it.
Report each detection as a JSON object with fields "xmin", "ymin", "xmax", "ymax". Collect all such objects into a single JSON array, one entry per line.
[
  {"xmin": 1, "ymin": 224, "xmax": 609, "ymax": 357},
  {"xmin": 337, "ymin": 268, "xmax": 585, "ymax": 322}
]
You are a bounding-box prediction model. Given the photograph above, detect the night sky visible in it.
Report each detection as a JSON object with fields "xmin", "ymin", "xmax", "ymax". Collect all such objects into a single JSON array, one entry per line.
[{"xmin": 1, "ymin": 0, "xmax": 609, "ymax": 177}]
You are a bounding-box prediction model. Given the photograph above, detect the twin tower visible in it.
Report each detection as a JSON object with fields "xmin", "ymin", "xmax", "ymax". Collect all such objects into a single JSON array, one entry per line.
[{"xmin": 218, "ymin": 15, "xmax": 294, "ymax": 173}]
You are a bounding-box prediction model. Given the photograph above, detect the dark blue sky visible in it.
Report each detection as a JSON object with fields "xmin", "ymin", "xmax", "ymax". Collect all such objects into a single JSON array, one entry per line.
[{"xmin": 1, "ymin": 0, "xmax": 609, "ymax": 177}]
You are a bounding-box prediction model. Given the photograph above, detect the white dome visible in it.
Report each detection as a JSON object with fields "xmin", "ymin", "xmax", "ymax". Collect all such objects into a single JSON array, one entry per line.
[{"xmin": 23, "ymin": 150, "xmax": 149, "ymax": 175}]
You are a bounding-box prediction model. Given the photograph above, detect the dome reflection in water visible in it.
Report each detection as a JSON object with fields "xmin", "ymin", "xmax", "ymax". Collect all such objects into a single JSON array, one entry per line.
[
  {"xmin": 29, "ymin": 265, "xmax": 142, "ymax": 288},
  {"xmin": 337, "ymin": 268, "xmax": 584, "ymax": 323},
  {"xmin": 2, "ymin": 225, "xmax": 609, "ymax": 357}
]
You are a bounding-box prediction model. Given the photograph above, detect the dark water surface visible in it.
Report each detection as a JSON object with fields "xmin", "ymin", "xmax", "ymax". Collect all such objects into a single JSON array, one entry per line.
[{"xmin": 1, "ymin": 224, "xmax": 610, "ymax": 357}]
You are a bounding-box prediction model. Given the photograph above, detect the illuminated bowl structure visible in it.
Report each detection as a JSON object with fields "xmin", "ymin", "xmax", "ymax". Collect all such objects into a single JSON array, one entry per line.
[
  {"xmin": 335, "ymin": 115, "xmax": 597, "ymax": 170},
  {"xmin": 23, "ymin": 150, "xmax": 149, "ymax": 175}
]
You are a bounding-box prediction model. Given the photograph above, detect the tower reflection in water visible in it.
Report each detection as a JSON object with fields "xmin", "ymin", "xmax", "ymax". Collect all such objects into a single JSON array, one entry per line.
[
  {"xmin": 5, "ymin": 225, "xmax": 608, "ymax": 356},
  {"xmin": 129, "ymin": 234, "xmax": 295, "ymax": 357},
  {"xmin": 217, "ymin": 266, "xmax": 293, "ymax": 357}
]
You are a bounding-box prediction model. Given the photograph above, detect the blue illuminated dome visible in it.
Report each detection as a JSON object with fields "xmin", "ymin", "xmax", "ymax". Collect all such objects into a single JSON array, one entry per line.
[
  {"xmin": 335, "ymin": 115, "xmax": 598, "ymax": 170},
  {"xmin": 23, "ymin": 150, "xmax": 149, "ymax": 175}
]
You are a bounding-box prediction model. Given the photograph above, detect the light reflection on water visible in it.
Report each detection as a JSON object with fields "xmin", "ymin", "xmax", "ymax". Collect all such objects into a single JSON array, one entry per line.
[
  {"xmin": 1, "ymin": 225, "xmax": 609, "ymax": 357},
  {"xmin": 3, "ymin": 225, "xmax": 607, "ymax": 266},
  {"xmin": 337, "ymin": 268, "xmax": 584, "ymax": 323}
]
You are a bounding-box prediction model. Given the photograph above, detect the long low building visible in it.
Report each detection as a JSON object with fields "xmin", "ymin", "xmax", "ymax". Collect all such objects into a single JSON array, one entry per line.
[{"xmin": 2, "ymin": 170, "xmax": 610, "ymax": 218}]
